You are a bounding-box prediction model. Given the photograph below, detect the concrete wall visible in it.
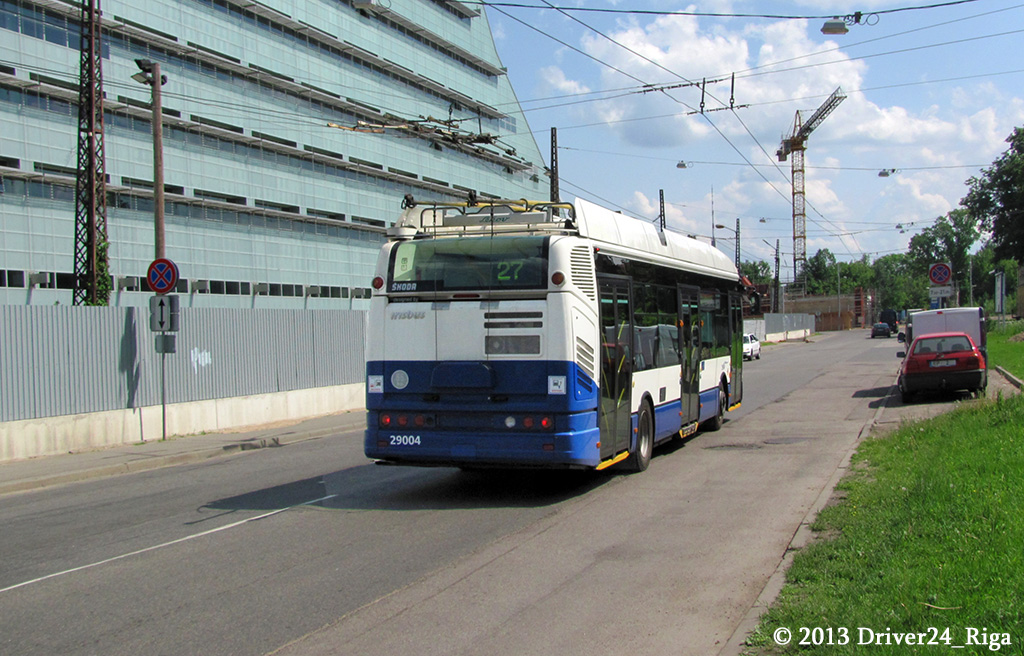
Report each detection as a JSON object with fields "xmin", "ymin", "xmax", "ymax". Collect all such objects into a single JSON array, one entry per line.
[{"xmin": 0, "ymin": 383, "xmax": 364, "ymax": 462}]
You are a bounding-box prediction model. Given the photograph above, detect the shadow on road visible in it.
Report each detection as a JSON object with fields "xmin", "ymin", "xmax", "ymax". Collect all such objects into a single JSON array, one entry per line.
[{"xmin": 201, "ymin": 463, "xmax": 614, "ymax": 514}]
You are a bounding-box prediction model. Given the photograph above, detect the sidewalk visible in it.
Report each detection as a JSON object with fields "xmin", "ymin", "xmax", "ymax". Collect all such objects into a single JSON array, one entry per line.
[{"xmin": 0, "ymin": 411, "xmax": 366, "ymax": 496}]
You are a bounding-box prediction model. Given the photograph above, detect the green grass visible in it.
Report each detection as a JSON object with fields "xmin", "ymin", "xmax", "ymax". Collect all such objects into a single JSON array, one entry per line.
[
  {"xmin": 745, "ymin": 393, "xmax": 1024, "ymax": 654},
  {"xmin": 988, "ymin": 320, "xmax": 1024, "ymax": 380}
]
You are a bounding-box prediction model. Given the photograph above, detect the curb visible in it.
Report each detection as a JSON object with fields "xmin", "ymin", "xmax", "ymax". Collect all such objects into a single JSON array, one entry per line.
[
  {"xmin": 995, "ymin": 365, "xmax": 1023, "ymax": 390},
  {"xmin": 0, "ymin": 425, "xmax": 341, "ymax": 497}
]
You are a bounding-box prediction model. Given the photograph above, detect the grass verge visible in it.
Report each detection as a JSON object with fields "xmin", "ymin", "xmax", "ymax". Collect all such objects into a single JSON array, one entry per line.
[
  {"xmin": 988, "ymin": 319, "xmax": 1024, "ymax": 380},
  {"xmin": 745, "ymin": 392, "xmax": 1024, "ymax": 654}
]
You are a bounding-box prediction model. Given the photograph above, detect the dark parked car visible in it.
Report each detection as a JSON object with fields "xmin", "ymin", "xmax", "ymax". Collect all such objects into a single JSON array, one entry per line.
[
  {"xmin": 871, "ymin": 322, "xmax": 891, "ymax": 338},
  {"xmin": 897, "ymin": 331, "xmax": 987, "ymax": 403}
]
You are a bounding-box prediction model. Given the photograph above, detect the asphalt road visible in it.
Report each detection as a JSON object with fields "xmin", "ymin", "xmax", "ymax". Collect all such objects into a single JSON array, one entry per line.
[{"xmin": 0, "ymin": 330, "xmax": 1008, "ymax": 656}]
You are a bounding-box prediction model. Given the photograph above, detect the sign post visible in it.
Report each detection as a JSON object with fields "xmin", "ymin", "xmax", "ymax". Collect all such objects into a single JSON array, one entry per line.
[
  {"xmin": 147, "ymin": 258, "xmax": 180, "ymax": 440},
  {"xmin": 928, "ymin": 263, "xmax": 954, "ymax": 308}
]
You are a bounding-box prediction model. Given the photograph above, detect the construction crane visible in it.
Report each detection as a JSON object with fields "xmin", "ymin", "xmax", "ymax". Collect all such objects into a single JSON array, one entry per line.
[{"xmin": 776, "ymin": 87, "xmax": 846, "ymax": 294}]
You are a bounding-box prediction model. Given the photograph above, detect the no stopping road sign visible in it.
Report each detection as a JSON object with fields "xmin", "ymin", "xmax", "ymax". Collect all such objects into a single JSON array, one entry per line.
[{"xmin": 147, "ymin": 258, "xmax": 179, "ymax": 294}]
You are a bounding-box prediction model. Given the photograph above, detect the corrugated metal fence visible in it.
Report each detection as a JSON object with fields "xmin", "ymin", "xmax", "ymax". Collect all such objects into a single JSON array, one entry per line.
[
  {"xmin": 765, "ymin": 313, "xmax": 816, "ymax": 337},
  {"xmin": 0, "ymin": 306, "xmax": 366, "ymax": 423}
]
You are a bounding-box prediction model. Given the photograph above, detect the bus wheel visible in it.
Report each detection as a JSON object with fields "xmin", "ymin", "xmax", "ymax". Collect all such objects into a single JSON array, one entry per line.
[
  {"xmin": 705, "ymin": 386, "xmax": 726, "ymax": 432},
  {"xmin": 627, "ymin": 402, "xmax": 653, "ymax": 472}
]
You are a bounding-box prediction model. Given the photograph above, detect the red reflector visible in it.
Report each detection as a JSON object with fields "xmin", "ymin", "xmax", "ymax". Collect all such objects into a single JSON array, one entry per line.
[
  {"xmin": 377, "ymin": 440, "xmax": 388, "ymax": 448},
  {"xmin": 371, "ymin": 276, "xmax": 384, "ymax": 290},
  {"xmin": 542, "ymin": 443, "xmax": 555, "ymax": 451},
  {"xmin": 551, "ymin": 271, "xmax": 565, "ymax": 286},
  {"xmin": 397, "ymin": 415, "xmax": 408, "ymax": 427},
  {"xmin": 414, "ymin": 415, "xmax": 425, "ymax": 427},
  {"xmin": 541, "ymin": 417, "xmax": 552, "ymax": 429},
  {"xmin": 523, "ymin": 416, "xmax": 534, "ymax": 428},
  {"xmin": 380, "ymin": 414, "xmax": 392, "ymax": 426}
]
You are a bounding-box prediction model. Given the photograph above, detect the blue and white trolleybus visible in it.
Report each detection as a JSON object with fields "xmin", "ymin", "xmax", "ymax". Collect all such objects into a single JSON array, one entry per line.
[{"xmin": 365, "ymin": 197, "xmax": 744, "ymax": 472}]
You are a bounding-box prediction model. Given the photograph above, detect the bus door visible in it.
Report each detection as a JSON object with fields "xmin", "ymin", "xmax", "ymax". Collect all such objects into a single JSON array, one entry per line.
[
  {"xmin": 728, "ymin": 291, "xmax": 744, "ymax": 406},
  {"xmin": 677, "ymin": 286, "xmax": 701, "ymax": 426},
  {"xmin": 598, "ymin": 276, "xmax": 633, "ymax": 458}
]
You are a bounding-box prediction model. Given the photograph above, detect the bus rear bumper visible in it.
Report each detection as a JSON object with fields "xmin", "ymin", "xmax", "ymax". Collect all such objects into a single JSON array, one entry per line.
[{"xmin": 365, "ymin": 427, "xmax": 602, "ymax": 469}]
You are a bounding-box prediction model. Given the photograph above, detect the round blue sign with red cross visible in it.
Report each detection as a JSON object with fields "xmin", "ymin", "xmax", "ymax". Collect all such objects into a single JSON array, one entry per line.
[
  {"xmin": 928, "ymin": 263, "xmax": 952, "ymax": 285},
  {"xmin": 147, "ymin": 258, "xmax": 179, "ymax": 294}
]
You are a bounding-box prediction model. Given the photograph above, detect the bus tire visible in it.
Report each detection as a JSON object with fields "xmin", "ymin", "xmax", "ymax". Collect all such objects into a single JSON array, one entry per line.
[
  {"xmin": 627, "ymin": 401, "xmax": 654, "ymax": 472},
  {"xmin": 705, "ymin": 386, "xmax": 726, "ymax": 432}
]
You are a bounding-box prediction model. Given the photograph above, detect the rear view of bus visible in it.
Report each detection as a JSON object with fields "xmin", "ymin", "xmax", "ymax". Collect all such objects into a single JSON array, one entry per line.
[{"xmin": 364, "ymin": 197, "xmax": 744, "ymax": 472}]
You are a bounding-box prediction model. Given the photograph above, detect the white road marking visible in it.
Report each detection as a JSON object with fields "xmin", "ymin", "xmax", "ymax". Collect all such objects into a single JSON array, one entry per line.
[{"xmin": 0, "ymin": 493, "xmax": 337, "ymax": 594}]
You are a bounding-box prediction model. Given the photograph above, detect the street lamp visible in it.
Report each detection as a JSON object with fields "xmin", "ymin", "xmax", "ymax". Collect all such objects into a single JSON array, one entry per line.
[
  {"xmin": 821, "ymin": 12, "xmax": 877, "ymax": 34},
  {"xmin": 133, "ymin": 59, "xmax": 168, "ymax": 259},
  {"xmin": 714, "ymin": 218, "xmax": 740, "ymax": 268}
]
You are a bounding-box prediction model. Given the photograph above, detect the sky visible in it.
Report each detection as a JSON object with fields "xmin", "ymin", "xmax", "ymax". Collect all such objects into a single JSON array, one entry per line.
[{"xmin": 484, "ymin": 0, "xmax": 1024, "ymax": 281}]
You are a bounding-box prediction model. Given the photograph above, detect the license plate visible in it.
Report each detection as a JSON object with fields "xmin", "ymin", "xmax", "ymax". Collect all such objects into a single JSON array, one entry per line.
[{"xmin": 930, "ymin": 359, "xmax": 956, "ymax": 368}]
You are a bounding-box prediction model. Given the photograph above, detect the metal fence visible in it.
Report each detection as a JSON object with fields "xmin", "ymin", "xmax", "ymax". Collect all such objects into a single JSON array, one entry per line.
[
  {"xmin": 0, "ymin": 306, "xmax": 366, "ymax": 423},
  {"xmin": 764, "ymin": 313, "xmax": 816, "ymax": 338}
]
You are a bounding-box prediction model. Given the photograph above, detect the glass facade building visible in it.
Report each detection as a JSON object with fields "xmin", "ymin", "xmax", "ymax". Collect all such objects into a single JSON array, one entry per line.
[{"xmin": 0, "ymin": 0, "xmax": 545, "ymax": 307}]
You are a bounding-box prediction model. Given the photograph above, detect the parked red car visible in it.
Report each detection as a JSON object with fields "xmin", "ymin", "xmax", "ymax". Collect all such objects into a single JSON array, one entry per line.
[{"xmin": 897, "ymin": 331, "xmax": 987, "ymax": 403}]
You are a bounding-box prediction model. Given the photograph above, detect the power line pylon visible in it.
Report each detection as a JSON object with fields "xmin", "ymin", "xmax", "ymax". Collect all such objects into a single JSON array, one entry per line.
[
  {"xmin": 73, "ymin": 0, "xmax": 109, "ymax": 306},
  {"xmin": 777, "ymin": 87, "xmax": 845, "ymax": 295}
]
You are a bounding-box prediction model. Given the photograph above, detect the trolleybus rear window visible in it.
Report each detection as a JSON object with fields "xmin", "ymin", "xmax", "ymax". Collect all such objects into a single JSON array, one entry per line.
[{"xmin": 388, "ymin": 237, "xmax": 548, "ymax": 292}]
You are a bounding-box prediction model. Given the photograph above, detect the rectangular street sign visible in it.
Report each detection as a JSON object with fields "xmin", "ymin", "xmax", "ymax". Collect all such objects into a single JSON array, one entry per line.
[
  {"xmin": 149, "ymin": 294, "xmax": 180, "ymax": 332},
  {"xmin": 929, "ymin": 285, "xmax": 954, "ymax": 299}
]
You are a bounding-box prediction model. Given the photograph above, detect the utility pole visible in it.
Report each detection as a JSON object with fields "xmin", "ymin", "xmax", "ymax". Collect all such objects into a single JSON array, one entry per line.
[
  {"xmin": 659, "ymin": 189, "xmax": 666, "ymax": 232},
  {"xmin": 73, "ymin": 0, "xmax": 108, "ymax": 306},
  {"xmin": 133, "ymin": 60, "xmax": 167, "ymax": 258},
  {"xmin": 836, "ymin": 260, "xmax": 842, "ymax": 330},
  {"xmin": 549, "ymin": 127, "xmax": 559, "ymax": 204},
  {"xmin": 774, "ymin": 239, "xmax": 781, "ymax": 312},
  {"xmin": 710, "ymin": 186, "xmax": 715, "ymax": 246},
  {"xmin": 734, "ymin": 217, "xmax": 740, "ymax": 269}
]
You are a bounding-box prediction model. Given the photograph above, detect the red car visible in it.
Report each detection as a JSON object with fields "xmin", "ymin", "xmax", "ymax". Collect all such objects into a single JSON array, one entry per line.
[{"xmin": 897, "ymin": 331, "xmax": 987, "ymax": 403}]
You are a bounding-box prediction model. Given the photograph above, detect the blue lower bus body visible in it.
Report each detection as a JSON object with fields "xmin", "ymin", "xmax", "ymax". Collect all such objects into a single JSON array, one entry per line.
[{"xmin": 365, "ymin": 359, "xmax": 729, "ymax": 469}]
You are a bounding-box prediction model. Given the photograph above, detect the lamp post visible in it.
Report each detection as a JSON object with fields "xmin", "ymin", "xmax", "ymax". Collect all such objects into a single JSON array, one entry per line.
[
  {"xmin": 132, "ymin": 59, "xmax": 167, "ymax": 259},
  {"xmin": 714, "ymin": 218, "xmax": 740, "ymax": 269}
]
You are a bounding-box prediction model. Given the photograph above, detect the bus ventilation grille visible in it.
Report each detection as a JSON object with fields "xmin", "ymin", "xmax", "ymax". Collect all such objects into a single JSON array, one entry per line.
[
  {"xmin": 570, "ymin": 246, "xmax": 597, "ymax": 302},
  {"xmin": 576, "ymin": 336, "xmax": 595, "ymax": 384}
]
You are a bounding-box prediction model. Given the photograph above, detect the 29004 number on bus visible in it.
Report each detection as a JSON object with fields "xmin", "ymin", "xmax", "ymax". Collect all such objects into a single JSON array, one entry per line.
[{"xmin": 389, "ymin": 435, "xmax": 422, "ymax": 446}]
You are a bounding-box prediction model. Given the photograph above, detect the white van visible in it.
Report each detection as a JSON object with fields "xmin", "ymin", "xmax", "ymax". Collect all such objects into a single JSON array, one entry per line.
[{"xmin": 901, "ymin": 307, "xmax": 986, "ymax": 360}]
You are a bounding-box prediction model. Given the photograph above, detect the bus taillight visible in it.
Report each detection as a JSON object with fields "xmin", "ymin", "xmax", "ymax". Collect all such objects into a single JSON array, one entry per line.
[
  {"xmin": 540, "ymin": 416, "xmax": 553, "ymax": 430},
  {"xmin": 397, "ymin": 415, "xmax": 409, "ymax": 427},
  {"xmin": 372, "ymin": 276, "xmax": 384, "ymax": 290},
  {"xmin": 380, "ymin": 414, "xmax": 392, "ymax": 427}
]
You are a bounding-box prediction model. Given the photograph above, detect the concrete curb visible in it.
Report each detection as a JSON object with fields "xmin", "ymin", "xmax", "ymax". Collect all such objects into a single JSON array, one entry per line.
[
  {"xmin": 0, "ymin": 425, "xmax": 341, "ymax": 497},
  {"xmin": 995, "ymin": 365, "xmax": 1023, "ymax": 389}
]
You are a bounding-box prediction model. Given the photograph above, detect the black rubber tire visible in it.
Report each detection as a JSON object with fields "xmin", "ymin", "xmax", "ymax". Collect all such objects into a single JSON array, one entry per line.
[
  {"xmin": 900, "ymin": 386, "xmax": 915, "ymax": 404},
  {"xmin": 705, "ymin": 386, "xmax": 726, "ymax": 432},
  {"xmin": 627, "ymin": 402, "xmax": 654, "ymax": 472}
]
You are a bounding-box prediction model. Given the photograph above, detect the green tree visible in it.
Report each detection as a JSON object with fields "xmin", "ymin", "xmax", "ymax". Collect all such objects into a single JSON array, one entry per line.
[
  {"xmin": 804, "ymin": 249, "xmax": 836, "ymax": 295},
  {"xmin": 906, "ymin": 209, "xmax": 979, "ymax": 295},
  {"xmin": 840, "ymin": 255, "xmax": 875, "ymax": 292},
  {"xmin": 962, "ymin": 126, "xmax": 1024, "ymax": 262},
  {"xmin": 740, "ymin": 260, "xmax": 772, "ymax": 285},
  {"xmin": 872, "ymin": 253, "xmax": 928, "ymax": 311}
]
